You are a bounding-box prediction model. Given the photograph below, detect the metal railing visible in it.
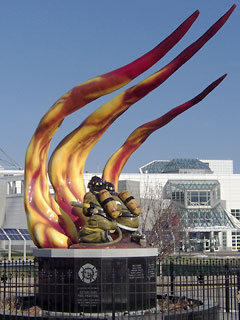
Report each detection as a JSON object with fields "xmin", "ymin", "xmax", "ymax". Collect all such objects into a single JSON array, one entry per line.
[{"xmin": 0, "ymin": 257, "xmax": 239, "ymax": 319}]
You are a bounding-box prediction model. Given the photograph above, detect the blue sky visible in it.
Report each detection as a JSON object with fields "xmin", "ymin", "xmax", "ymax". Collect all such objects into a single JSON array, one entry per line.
[{"xmin": 0, "ymin": 1, "xmax": 239, "ymax": 173}]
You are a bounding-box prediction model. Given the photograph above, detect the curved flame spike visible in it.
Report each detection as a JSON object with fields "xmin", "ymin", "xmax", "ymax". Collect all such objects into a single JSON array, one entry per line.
[
  {"xmin": 25, "ymin": 10, "xmax": 199, "ymax": 247},
  {"xmin": 49, "ymin": 5, "xmax": 235, "ymax": 217},
  {"xmin": 24, "ymin": 165, "xmax": 78, "ymax": 247},
  {"xmin": 102, "ymin": 74, "xmax": 227, "ymax": 189}
]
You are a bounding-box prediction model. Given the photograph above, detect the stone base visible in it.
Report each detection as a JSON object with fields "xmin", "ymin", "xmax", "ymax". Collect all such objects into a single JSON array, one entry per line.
[{"xmin": 34, "ymin": 247, "xmax": 158, "ymax": 314}]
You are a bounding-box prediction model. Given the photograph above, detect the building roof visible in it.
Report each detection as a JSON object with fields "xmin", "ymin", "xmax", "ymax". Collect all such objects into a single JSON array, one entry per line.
[
  {"xmin": 162, "ymin": 159, "xmax": 211, "ymax": 173},
  {"xmin": 166, "ymin": 179, "xmax": 219, "ymax": 191},
  {"xmin": 139, "ymin": 160, "xmax": 168, "ymax": 173},
  {"xmin": 139, "ymin": 159, "xmax": 212, "ymax": 174}
]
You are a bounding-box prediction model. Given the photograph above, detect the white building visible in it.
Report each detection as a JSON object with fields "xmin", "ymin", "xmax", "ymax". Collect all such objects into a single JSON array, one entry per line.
[
  {"xmin": 136, "ymin": 159, "xmax": 240, "ymax": 252},
  {"xmin": 1, "ymin": 159, "xmax": 240, "ymax": 253}
]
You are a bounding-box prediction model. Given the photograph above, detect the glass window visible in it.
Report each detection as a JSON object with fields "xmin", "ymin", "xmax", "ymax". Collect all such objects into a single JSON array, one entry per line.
[
  {"xmin": 7, "ymin": 181, "xmax": 16, "ymax": 195},
  {"xmin": 187, "ymin": 191, "xmax": 211, "ymax": 207},
  {"xmin": 212, "ymin": 187, "xmax": 220, "ymax": 203},
  {"xmin": 231, "ymin": 209, "xmax": 240, "ymax": 221},
  {"xmin": 171, "ymin": 191, "xmax": 184, "ymax": 204},
  {"xmin": 200, "ymin": 192, "xmax": 207, "ymax": 205},
  {"xmin": 232, "ymin": 231, "xmax": 240, "ymax": 250},
  {"xmin": 191, "ymin": 192, "xmax": 198, "ymax": 203}
]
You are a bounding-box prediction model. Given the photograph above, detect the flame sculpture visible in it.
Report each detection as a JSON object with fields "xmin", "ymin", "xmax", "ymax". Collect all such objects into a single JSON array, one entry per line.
[{"xmin": 24, "ymin": 5, "xmax": 236, "ymax": 248}]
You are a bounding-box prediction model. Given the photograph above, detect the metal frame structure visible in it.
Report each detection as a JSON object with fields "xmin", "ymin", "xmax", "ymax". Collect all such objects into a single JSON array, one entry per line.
[{"xmin": 0, "ymin": 228, "xmax": 32, "ymax": 261}]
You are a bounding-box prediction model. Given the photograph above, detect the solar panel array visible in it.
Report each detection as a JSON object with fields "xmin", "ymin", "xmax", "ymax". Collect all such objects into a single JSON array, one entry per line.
[
  {"xmin": 19, "ymin": 229, "xmax": 32, "ymax": 240},
  {"xmin": 0, "ymin": 229, "xmax": 8, "ymax": 240},
  {"xmin": 0, "ymin": 228, "xmax": 32, "ymax": 241}
]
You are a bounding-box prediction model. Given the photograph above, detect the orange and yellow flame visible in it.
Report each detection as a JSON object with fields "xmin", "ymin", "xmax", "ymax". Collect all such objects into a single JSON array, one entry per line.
[
  {"xmin": 102, "ymin": 74, "xmax": 227, "ymax": 189},
  {"xmin": 24, "ymin": 5, "xmax": 236, "ymax": 248}
]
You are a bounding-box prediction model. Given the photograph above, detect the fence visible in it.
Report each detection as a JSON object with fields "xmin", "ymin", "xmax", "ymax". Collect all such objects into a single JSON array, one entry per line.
[{"xmin": 0, "ymin": 257, "xmax": 239, "ymax": 319}]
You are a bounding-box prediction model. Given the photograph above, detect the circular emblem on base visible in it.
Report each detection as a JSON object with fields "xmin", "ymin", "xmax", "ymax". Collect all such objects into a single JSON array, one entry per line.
[{"xmin": 78, "ymin": 263, "xmax": 98, "ymax": 283}]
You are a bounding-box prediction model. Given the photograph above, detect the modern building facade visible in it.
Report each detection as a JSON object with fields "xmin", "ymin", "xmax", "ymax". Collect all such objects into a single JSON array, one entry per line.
[
  {"xmin": 1, "ymin": 159, "xmax": 240, "ymax": 253},
  {"xmin": 138, "ymin": 159, "xmax": 240, "ymax": 252}
]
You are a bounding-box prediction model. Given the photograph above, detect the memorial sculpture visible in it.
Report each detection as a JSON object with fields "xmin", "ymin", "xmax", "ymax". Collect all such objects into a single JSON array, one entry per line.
[
  {"xmin": 75, "ymin": 176, "xmax": 120, "ymax": 244},
  {"xmin": 71, "ymin": 176, "xmax": 145, "ymax": 246},
  {"xmin": 24, "ymin": 5, "xmax": 236, "ymax": 248}
]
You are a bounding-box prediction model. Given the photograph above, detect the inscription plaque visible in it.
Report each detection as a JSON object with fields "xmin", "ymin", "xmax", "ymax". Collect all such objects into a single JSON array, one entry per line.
[{"xmin": 35, "ymin": 248, "xmax": 157, "ymax": 313}]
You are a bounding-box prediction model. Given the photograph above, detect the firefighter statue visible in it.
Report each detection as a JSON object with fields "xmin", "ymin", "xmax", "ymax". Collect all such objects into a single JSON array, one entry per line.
[
  {"xmin": 77, "ymin": 176, "xmax": 121, "ymax": 244},
  {"xmin": 71, "ymin": 176, "xmax": 145, "ymax": 245},
  {"xmin": 105, "ymin": 181, "xmax": 146, "ymax": 246}
]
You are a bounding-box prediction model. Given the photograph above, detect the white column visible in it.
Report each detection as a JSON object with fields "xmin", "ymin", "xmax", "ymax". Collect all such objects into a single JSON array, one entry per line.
[
  {"xmin": 226, "ymin": 230, "xmax": 232, "ymax": 251},
  {"xmin": 218, "ymin": 231, "xmax": 223, "ymax": 250}
]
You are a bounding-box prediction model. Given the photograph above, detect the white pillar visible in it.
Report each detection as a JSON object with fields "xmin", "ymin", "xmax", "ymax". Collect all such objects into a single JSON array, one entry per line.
[
  {"xmin": 8, "ymin": 239, "xmax": 11, "ymax": 261},
  {"xmin": 218, "ymin": 231, "xmax": 223, "ymax": 250},
  {"xmin": 23, "ymin": 239, "xmax": 26, "ymax": 262},
  {"xmin": 226, "ymin": 230, "xmax": 232, "ymax": 251}
]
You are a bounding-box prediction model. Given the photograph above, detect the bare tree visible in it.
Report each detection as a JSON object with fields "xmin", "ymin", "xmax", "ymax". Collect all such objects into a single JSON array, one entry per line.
[{"xmin": 139, "ymin": 182, "xmax": 184, "ymax": 257}]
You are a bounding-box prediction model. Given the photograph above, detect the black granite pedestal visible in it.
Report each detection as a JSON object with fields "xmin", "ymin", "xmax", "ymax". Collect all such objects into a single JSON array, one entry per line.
[{"xmin": 34, "ymin": 247, "xmax": 158, "ymax": 314}]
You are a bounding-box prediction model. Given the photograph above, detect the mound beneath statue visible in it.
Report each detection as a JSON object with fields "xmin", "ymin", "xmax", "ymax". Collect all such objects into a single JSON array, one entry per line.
[{"xmin": 69, "ymin": 232, "xmax": 149, "ymax": 249}]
